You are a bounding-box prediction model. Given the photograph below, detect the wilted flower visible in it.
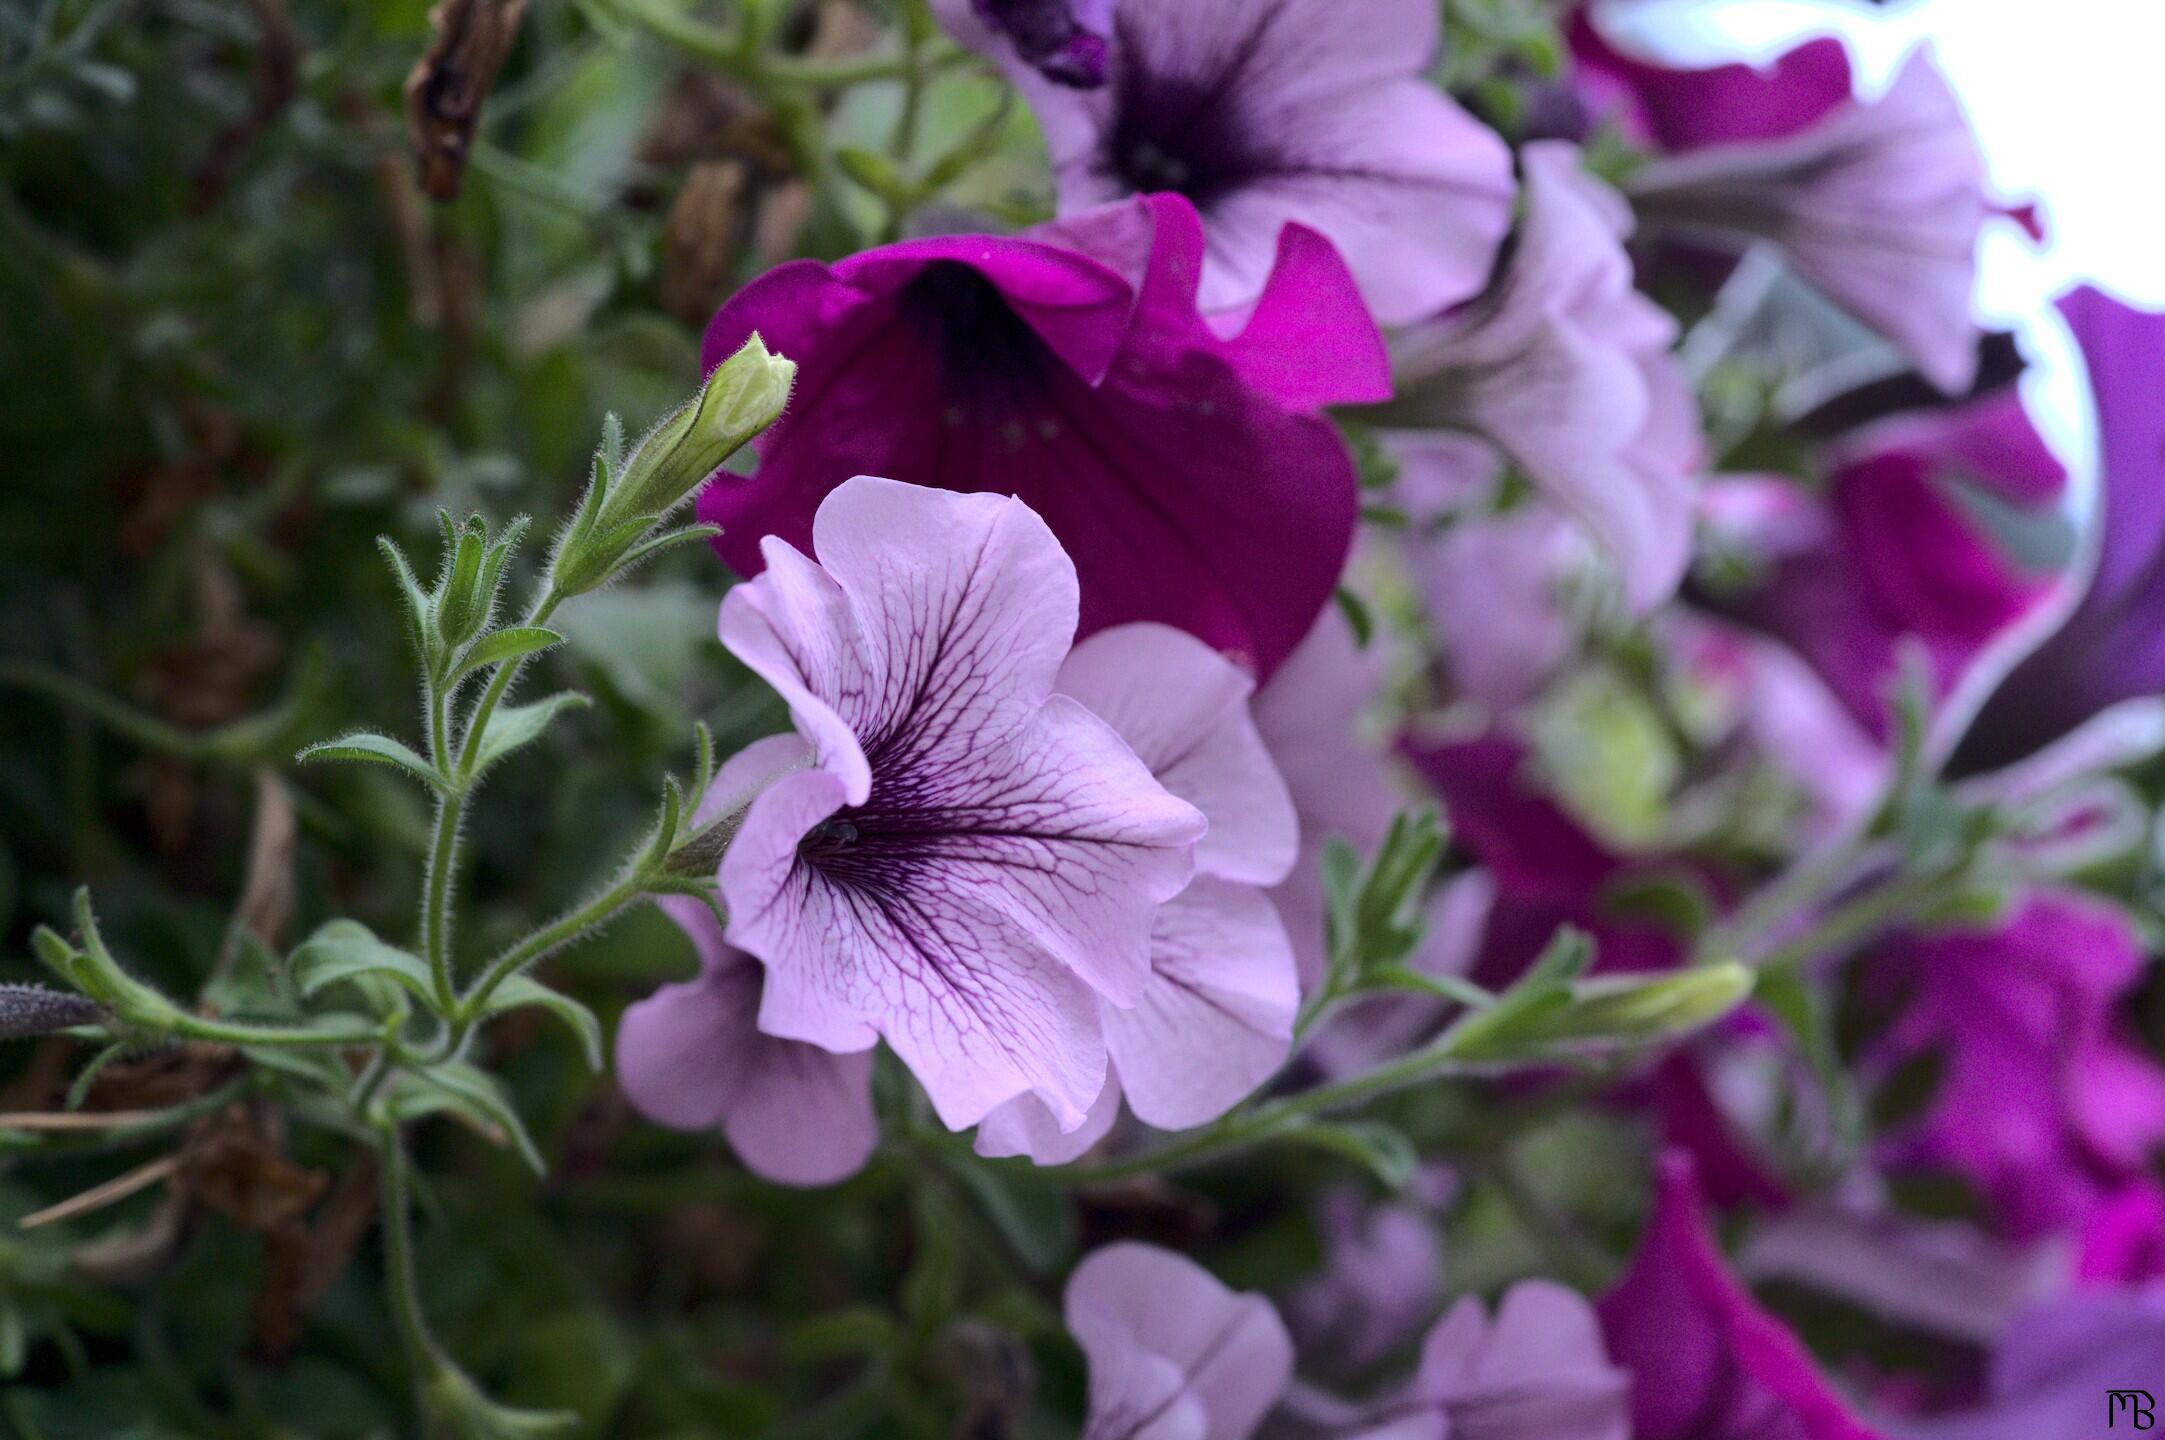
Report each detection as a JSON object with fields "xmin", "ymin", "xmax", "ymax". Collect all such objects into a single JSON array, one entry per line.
[
  {"xmin": 1598, "ymin": 1152, "xmax": 1885, "ymax": 1440},
  {"xmin": 1373, "ymin": 143, "xmax": 1704, "ymax": 611},
  {"xmin": 715, "ymin": 477, "xmax": 1204, "ymax": 1131},
  {"xmin": 972, "ymin": 0, "xmax": 1514, "ymax": 324},
  {"xmin": 977, "ymin": 622, "xmax": 1301, "ymax": 1161},
  {"xmin": 1864, "ymin": 892, "xmax": 2165, "ymax": 1244},
  {"xmin": 1627, "ymin": 51, "xmax": 1988, "ymax": 393},
  {"xmin": 697, "ymin": 193, "xmax": 1388, "ymax": 678},
  {"xmin": 1956, "ymin": 287, "xmax": 2165, "ymax": 771},
  {"xmin": 0, "ymin": 981, "xmax": 103, "ymax": 1041},
  {"xmin": 1065, "ymin": 1241, "xmax": 1293, "ymax": 1440}
]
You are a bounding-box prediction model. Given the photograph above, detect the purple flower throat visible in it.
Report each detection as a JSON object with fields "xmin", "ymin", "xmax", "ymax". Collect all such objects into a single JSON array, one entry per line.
[
  {"xmin": 1102, "ymin": 41, "xmax": 1273, "ymax": 210},
  {"xmin": 897, "ymin": 261, "xmax": 1054, "ymax": 418}
]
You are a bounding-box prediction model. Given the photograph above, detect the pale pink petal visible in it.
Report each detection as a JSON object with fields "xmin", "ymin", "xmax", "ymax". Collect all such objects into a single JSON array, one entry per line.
[
  {"xmin": 1059, "ymin": 623, "xmax": 1297, "ymax": 885},
  {"xmin": 1106, "ymin": 878, "xmax": 1299, "ymax": 1130},
  {"xmin": 974, "ymin": 1068, "xmax": 1121, "ymax": 1163}
]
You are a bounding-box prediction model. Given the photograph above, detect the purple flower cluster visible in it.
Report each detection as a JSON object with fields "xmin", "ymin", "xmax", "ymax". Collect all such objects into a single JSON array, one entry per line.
[{"xmin": 608, "ymin": 0, "xmax": 2165, "ymax": 1433}]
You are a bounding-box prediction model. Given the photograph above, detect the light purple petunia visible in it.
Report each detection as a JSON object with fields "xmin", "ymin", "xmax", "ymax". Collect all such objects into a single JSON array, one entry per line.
[
  {"xmin": 697, "ymin": 192, "xmax": 1388, "ymax": 679},
  {"xmin": 1957, "ymin": 288, "xmax": 2165, "ymax": 771},
  {"xmin": 973, "ymin": 0, "xmax": 1514, "ymax": 325},
  {"xmin": 616, "ymin": 737, "xmax": 879, "ymax": 1187},
  {"xmin": 1372, "ymin": 142, "xmax": 1704, "ymax": 612},
  {"xmin": 977, "ymin": 622, "xmax": 1301, "ymax": 1161},
  {"xmin": 1863, "ymin": 891, "xmax": 2165, "ymax": 1245},
  {"xmin": 1281, "ymin": 1184, "xmax": 1447, "ymax": 1378},
  {"xmin": 1598, "ymin": 1152, "xmax": 1887, "ymax": 1440},
  {"xmin": 1900, "ymin": 1288, "xmax": 2165, "ymax": 1440},
  {"xmin": 1626, "ymin": 50, "xmax": 1989, "ymax": 394},
  {"xmin": 1066, "ymin": 1241, "xmax": 1294, "ymax": 1440},
  {"xmin": 715, "ymin": 477, "xmax": 1205, "ymax": 1132}
]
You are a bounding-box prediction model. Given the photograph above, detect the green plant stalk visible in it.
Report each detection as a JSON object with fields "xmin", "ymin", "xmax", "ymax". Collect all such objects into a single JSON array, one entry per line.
[
  {"xmin": 377, "ymin": 1127, "xmax": 450, "ymax": 1389},
  {"xmin": 1753, "ymin": 868, "xmax": 1954, "ymax": 976},
  {"xmin": 457, "ymin": 865, "xmax": 652, "ymax": 1027}
]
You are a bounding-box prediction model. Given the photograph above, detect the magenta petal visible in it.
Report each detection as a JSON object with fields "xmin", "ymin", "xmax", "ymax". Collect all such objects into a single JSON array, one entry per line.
[
  {"xmin": 1066, "ymin": 1242, "xmax": 1293, "ymax": 1440},
  {"xmin": 699, "ymin": 199, "xmax": 1372, "ymax": 679},
  {"xmin": 1106, "ymin": 878, "xmax": 1298, "ymax": 1130},
  {"xmin": 1059, "ymin": 623, "xmax": 1297, "ymax": 886},
  {"xmin": 1598, "ymin": 1153, "xmax": 1885, "ymax": 1440},
  {"xmin": 1567, "ymin": 11, "xmax": 1853, "ymax": 151}
]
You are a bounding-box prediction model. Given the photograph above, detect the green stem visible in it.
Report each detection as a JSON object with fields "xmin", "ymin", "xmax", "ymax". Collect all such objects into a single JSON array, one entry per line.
[
  {"xmin": 1753, "ymin": 869, "xmax": 1950, "ymax": 976},
  {"xmin": 420, "ymin": 682, "xmax": 461, "ymax": 1013},
  {"xmin": 165, "ymin": 1011, "xmax": 383, "ymax": 1049},
  {"xmin": 456, "ymin": 590, "xmax": 561, "ymax": 781},
  {"xmin": 377, "ymin": 1128, "xmax": 449, "ymax": 1387},
  {"xmin": 611, "ymin": 0, "xmax": 960, "ymax": 88},
  {"xmin": 457, "ymin": 869, "xmax": 650, "ymax": 1024}
]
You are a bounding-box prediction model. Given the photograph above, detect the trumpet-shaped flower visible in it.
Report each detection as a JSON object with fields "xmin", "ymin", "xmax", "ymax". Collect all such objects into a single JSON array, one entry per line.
[
  {"xmin": 963, "ymin": 0, "xmax": 1513, "ymax": 324},
  {"xmin": 1066, "ymin": 1242, "xmax": 1293, "ymax": 1440},
  {"xmin": 716, "ymin": 477, "xmax": 1204, "ymax": 1131},
  {"xmin": 977, "ymin": 622, "xmax": 1301, "ymax": 1161},
  {"xmin": 1372, "ymin": 143, "xmax": 1703, "ymax": 612},
  {"xmin": 697, "ymin": 193, "xmax": 1388, "ymax": 678},
  {"xmin": 1627, "ymin": 51, "xmax": 1988, "ymax": 393}
]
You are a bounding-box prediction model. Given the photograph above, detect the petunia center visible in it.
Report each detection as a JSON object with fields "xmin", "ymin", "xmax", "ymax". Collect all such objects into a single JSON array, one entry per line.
[
  {"xmin": 1103, "ymin": 45, "xmax": 1275, "ymax": 211},
  {"xmin": 895, "ymin": 261, "xmax": 1056, "ymax": 421}
]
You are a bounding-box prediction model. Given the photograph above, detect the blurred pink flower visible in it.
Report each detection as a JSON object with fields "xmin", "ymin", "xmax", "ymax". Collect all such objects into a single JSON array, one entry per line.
[
  {"xmin": 1598, "ymin": 1152, "xmax": 1886, "ymax": 1440},
  {"xmin": 715, "ymin": 478, "xmax": 1203, "ymax": 1132},
  {"xmin": 697, "ymin": 193, "xmax": 1387, "ymax": 678},
  {"xmin": 1067, "ymin": 1241, "xmax": 1293, "ymax": 1440},
  {"xmin": 1375, "ymin": 143, "xmax": 1703, "ymax": 611},
  {"xmin": 1567, "ymin": 9, "xmax": 1853, "ymax": 151},
  {"xmin": 1865, "ymin": 892, "xmax": 2165, "ymax": 1244},
  {"xmin": 1628, "ymin": 51, "xmax": 1988, "ymax": 393}
]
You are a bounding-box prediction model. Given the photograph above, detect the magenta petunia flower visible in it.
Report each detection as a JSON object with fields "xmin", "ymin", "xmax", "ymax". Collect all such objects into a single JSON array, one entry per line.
[
  {"xmin": 1373, "ymin": 142, "xmax": 1704, "ymax": 611},
  {"xmin": 715, "ymin": 477, "xmax": 1205, "ymax": 1131},
  {"xmin": 1065, "ymin": 1241, "xmax": 1293, "ymax": 1440},
  {"xmin": 1598, "ymin": 1152, "xmax": 1887, "ymax": 1440},
  {"xmin": 1864, "ymin": 891, "xmax": 2165, "ymax": 1244},
  {"xmin": 976, "ymin": 622, "xmax": 1301, "ymax": 1162},
  {"xmin": 616, "ymin": 737, "xmax": 879, "ymax": 1187},
  {"xmin": 1626, "ymin": 50, "xmax": 1989, "ymax": 394},
  {"xmin": 1699, "ymin": 387, "xmax": 2066, "ymax": 743},
  {"xmin": 1567, "ymin": 9, "xmax": 1854, "ymax": 152},
  {"xmin": 697, "ymin": 193, "xmax": 1388, "ymax": 679},
  {"xmin": 1957, "ymin": 288, "xmax": 2165, "ymax": 771},
  {"xmin": 976, "ymin": 0, "xmax": 1514, "ymax": 325}
]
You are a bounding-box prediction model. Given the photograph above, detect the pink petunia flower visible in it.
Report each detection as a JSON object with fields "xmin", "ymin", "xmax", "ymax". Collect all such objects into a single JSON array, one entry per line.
[
  {"xmin": 1066, "ymin": 1241, "xmax": 1293, "ymax": 1440},
  {"xmin": 1567, "ymin": 9, "xmax": 1854, "ymax": 152},
  {"xmin": 1864, "ymin": 891, "xmax": 2165, "ymax": 1245},
  {"xmin": 1626, "ymin": 50, "xmax": 1989, "ymax": 394},
  {"xmin": 1373, "ymin": 142, "xmax": 1704, "ymax": 612},
  {"xmin": 962, "ymin": 0, "xmax": 1515, "ymax": 325},
  {"xmin": 976, "ymin": 622, "xmax": 1302, "ymax": 1161},
  {"xmin": 715, "ymin": 477, "xmax": 1205, "ymax": 1132},
  {"xmin": 697, "ymin": 193, "xmax": 1388, "ymax": 679},
  {"xmin": 1598, "ymin": 1152, "xmax": 1887, "ymax": 1440}
]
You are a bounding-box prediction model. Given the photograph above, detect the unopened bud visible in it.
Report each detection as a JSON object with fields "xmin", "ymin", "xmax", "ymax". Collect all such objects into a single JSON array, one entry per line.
[
  {"xmin": 0, "ymin": 983, "xmax": 104, "ymax": 1040},
  {"xmin": 599, "ymin": 334, "xmax": 795, "ymax": 531}
]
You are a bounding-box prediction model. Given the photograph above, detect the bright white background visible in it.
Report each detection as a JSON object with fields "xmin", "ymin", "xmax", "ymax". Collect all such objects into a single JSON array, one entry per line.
[{"xmin": 1604, "ymin": 0, "xmax": 2165, "ymax": 482}]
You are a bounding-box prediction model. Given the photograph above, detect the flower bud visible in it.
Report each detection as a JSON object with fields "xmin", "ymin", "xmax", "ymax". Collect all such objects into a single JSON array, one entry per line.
[
  {"xmin": 434, "ymin": 517, "xmax": 491, "ymax": 649},
  {"xmin": 599, "ymin": 334, "xmax": 795, "ymax": 532},
  {"xmin": 0, "ymin": 982, "xmax": 104, "ymax": 1040}
]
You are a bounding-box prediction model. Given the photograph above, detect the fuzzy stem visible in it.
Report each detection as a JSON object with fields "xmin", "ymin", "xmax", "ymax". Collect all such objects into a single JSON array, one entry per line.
[{"xmin": 377, "ymin": 1127, "xmax": 449, "ymax": 1390}]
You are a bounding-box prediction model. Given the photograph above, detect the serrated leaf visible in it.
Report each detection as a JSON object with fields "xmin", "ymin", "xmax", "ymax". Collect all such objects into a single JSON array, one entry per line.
[
  {"xmin": 469, "ymin": 693, "xmax": 589, "ymax": 777},
  {"xmin": 476, "ymin": 975, "xmax": 603, "ymax": 1070},
  {"xmin": 388, "ymin": 1062, "xmax": 546, "ymax": 1173},
  {"xmin": 452, "ymin": 627, "xmax": 564, "ymax": 680},
  {"xmin": 289, "ymin": 920, "xmax": 436, "ymax": 1009},
  {"xmin": 296, "ymin": 732, "xmax": 442, "ymax": 788}
]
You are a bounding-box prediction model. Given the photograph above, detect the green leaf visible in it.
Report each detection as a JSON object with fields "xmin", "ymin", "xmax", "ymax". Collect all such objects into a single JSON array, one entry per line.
[
  {"xmin": 289, "ymin": 920, "xmax": 437, "ymax": 1009},
  {"xmin": 1289, "ymin": 1118, "xmax": 1417, "ymax": 1189},
  {"xmin": 468, "ymin": 693, "xmax": 590, "ymax": 777},
  {"xmin": 296, "ymin": 732, "xmax": 442, "ymax": 788},
  {"xmin": 939, "ymin": 1155, "xmax": 1075, "ymax": 1276},
  {"xmin": 452, "ymin": 627, "xmax": 565, "ymax": 680},
  {"xmin": 475, "ymin": 975, "xmax": 604, "ymax": 1070},
  {"xmin": 388, "ymin": 1063, "xmax": 546, "ymax": 1173}
]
